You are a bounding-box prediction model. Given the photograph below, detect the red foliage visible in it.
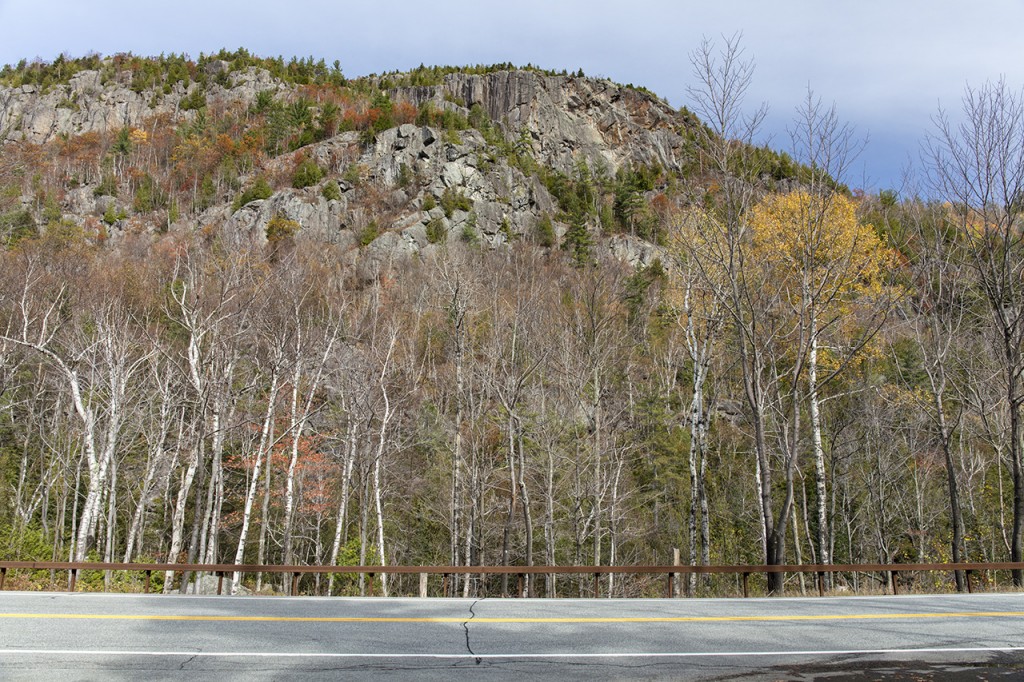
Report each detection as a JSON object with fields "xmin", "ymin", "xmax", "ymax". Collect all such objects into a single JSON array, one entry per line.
[{"xmin": 393, "ymin": 101, "xmax": 418, "ymax": 125}]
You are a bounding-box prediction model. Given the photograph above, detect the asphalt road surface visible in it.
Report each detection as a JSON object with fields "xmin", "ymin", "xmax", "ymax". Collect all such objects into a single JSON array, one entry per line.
[{"xmin": 2, "ymin": 591, "xmax": 1024, "ymax": 680}]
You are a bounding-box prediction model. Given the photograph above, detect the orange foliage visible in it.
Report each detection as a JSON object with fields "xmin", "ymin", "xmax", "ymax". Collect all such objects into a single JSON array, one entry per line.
[
  {"xmin": 393, "ymin": 101, "xmax": 418, "ymax": 125},
  {"xmin": 650, "ymin": 193, "xmax": 670, "ymax": 220}
]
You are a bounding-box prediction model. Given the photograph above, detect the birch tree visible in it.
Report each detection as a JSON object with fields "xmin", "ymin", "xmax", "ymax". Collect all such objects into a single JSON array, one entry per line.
[{"xmin": 2, "ymin": 258, "xmax": 149, "ymax": 562}]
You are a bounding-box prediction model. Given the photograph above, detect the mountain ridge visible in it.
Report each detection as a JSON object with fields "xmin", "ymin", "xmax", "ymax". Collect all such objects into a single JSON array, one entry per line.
[{"xmin": 1, "ymin": 53, "xmax": 729, "ymax": 272}]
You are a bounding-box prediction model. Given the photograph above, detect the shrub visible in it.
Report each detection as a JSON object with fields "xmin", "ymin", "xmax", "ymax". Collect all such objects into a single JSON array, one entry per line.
[
  {"xmin": 322, "ymin": 180, "xmax": 342, "ymax": 201},
  {"xmin": 561, "ymin": 214, "xmax": 593, "ymax": 267},
  {"xmin": 42, "ymin": 195, "xmax": 61, "ymax": 224},
  {"xmin": 292, "ymin": 158, "xmax": 324, "ymax": 189},
  {"xmin": 358, "ymin": 220, "xmax": 379, "ymax": 247},
  {"xmin": 422, "ymin": 194, "xmax": 437, "ymax": 212},
  {"xmin": 252, "ymin": 90, "xmax": 276, "ymax": 115},
  {"xmin": 103, "ymin": 203, "xmax": 118, "ymax": 225},
  {"xmin": 0, "ymin": 208, "xmax": 37, "ymax": 245},
  {"xmin": 180, "ymin": 86, "xmax": 207, "ymax": 111},
  {"xmin": 196, "ymin": 176, "xmax": 217, "ymax": 211},
  {"xmin": 93, "ymin": 173, "xmax": 118, "ymax": 197},
  {"xmin": 535, "ymin": 214, "xmax": 556, "ymax": 247},
  {"xmin": 425, "ymin": 216, "xmax": 447, "ymax": 244},
  {"xmin": 342, "ymin": 164, "xmax": 362, "ymax": 187},
  {"xmin": 234, "ymin": 177, "xmax": 273, "ymax": 210},
  {"xmin": 397, "ymin": 163, "xmax": 413, "ymax": 188},
  {"xmin": 440, "ymin": 188, "xmax": 472, "ymax": 217},
  {"xmin": 461, "ymin": 213, "xmax": 480, "ymax": 245},
  {"xmin": 499, "ymin": 216, "xmax": 515, "ymax": 242},
  {"xmin": 112, "ymin": 127, "xmax": 133, "ymax": 156},
  {"xmin": 266, "ymin": 215, "xmax": 300, "ymax": 242}
]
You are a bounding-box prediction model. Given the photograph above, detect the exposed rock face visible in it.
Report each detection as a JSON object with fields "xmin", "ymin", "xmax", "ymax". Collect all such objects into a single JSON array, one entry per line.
[
  {"xmin": 392, "ymin": 71, "xmax": 690, "ymax": 175},
  {"xmin": 366, "ymin": 124, "xmax": 555, "ymax": 238},
  {"xmin": 2, "ymin": 65, "xmax": 676, "ymax": 273},
  {"xmin": 221, "ymin": 190, "xmax": 350, "ymax": 245},
  {"xmin": 0, "ymin": 67, "xmax": 284, "ymax": 143},
  {"xmin": 2, "ymin": 66, "xmax": 693, "ymax": 176},
  {"xmin": 220, "ymin": 122, "xmax": 561, "ymax": 269}
]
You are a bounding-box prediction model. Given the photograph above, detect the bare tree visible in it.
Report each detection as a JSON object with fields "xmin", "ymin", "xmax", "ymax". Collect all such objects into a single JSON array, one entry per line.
[
  {"xmin": 926, "ymin": 78, "xmax": 1024, "ymax": 584},
  {"xmin": 789, "ymin": 88, "xmax": 863, "ymax": 583},
  {"xmin": 688, "ymin": 34, "xmax": 802, "ymax": 594},
  {"xmin": 670, "ymin": 206, "xmax": 724, "ymax": 592},
  {"xmin": 161, "ymin": 244, "xmax": 253, "ymax": 590},
  {"xmin": 2, "ymin": 260, "xmax": 150, "ymax": 562}
]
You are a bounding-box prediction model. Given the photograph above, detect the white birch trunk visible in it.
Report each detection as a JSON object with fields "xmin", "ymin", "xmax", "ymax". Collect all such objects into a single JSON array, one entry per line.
[{"xmin": 231, "ymin": 368, "xmax": 280, "ymax": 592}]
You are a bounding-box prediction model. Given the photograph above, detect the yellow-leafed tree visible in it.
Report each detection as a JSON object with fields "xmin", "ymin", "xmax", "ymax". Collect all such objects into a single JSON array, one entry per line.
[{"xmin": 748, "ymin": 189, "xmax": 893, "ymax": 576}]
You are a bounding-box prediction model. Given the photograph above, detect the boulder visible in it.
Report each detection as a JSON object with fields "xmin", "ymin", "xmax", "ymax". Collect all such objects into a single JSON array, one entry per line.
[{"xmin": 184, "ymin": 574, "xmax": 252, "ymax": 596}]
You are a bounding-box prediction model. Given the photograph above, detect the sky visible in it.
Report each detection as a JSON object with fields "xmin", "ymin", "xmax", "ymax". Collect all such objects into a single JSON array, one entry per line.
[{"xmin": 1, "ymin": 0, "xmax": 1022, "ymax": 192}]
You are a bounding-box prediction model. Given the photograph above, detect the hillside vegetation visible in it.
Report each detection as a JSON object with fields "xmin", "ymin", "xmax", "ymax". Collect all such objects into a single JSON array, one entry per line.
[{"xmin": 0, "ymin": 45, "xmax": 1018, "ymax": 597}]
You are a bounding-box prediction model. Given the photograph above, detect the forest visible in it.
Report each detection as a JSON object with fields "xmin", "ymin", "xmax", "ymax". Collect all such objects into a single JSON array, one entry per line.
[{"xmin": 1, "ymin": 42, "xmax": 1023, "ymax": 598}]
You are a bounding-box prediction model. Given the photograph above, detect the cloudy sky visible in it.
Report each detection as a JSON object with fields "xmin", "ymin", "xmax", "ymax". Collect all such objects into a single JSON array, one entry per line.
[{"xmin": 2, "ymin": 0, "xmax": 1021, "ymax": 191}]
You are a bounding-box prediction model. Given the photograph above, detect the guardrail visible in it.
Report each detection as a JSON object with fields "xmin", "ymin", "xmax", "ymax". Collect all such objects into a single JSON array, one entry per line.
[{"xmin": 2, "ymin": 561, "xmax": 1022, "ymax": 597}]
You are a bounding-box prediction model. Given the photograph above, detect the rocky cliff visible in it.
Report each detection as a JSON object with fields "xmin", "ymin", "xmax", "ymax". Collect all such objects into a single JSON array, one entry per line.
[
  {"xmin": 0, "ymin": 64, "xmax": 284, "ymax": 144},
  {"xmin": 392, "ymin": 71, "xmax": 687, "ymax": 175},
  {"xmin": 0, "ymin": 60, "xmax": 688, "ymax": 272}
]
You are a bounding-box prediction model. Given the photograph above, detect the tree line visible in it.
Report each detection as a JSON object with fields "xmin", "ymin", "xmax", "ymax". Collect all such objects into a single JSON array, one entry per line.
[{"xmin": 1, "ymin": 40, "xmax": 1024, "ymax": 597}]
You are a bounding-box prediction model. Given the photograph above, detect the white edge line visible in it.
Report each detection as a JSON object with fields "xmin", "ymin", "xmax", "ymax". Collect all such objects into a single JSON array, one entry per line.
[{"xmin": 2, "ymin": 646, "xmax": 1024, "ymax": 659}]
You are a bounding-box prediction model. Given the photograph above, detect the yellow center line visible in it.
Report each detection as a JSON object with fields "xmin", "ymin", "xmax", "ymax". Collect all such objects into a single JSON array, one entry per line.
[{"xmin": 0, "ymin": 611, "xmax": 1022, "ymax": 624}]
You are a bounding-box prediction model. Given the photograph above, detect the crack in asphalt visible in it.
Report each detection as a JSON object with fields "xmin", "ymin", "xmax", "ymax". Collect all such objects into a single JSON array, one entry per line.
[
  {"xmin": 178, "ymin": 653, "xmax": 197, "ymax": 670},
  {"xmin": 462, "ymin": 599, "xmax": 482, "ymax": 665}
]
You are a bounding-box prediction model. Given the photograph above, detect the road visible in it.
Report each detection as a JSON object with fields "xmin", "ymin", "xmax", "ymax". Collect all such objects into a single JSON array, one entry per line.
[{"xmin": 1, "ymin": 591, "xmax": 1023, "ymax": 680}]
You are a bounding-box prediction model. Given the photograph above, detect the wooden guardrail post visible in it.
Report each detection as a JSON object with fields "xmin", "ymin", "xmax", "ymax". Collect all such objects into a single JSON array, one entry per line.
[
  {"xmin": 817, "ymin": 572, "xmax": 825, "ymax": 597},
  {"xmin": 890, "ymin": 570, "xmax": 899, "ymax": 595},
  {"xmin": 1, "ymin": 566, "xmax": 6, "ymax": 590},
  {"xmin": 216, "ymin": 572, "xmax": 224, "ymax": 595},
  {"xmin": 419, "ymin": 572, "xmax": 428, "ymax": 598},
  {"xmin": 742, "ymin": 572, "xmax": 749, "ymax": 598},
  {"xmin": 965, "ymin": 569, "xmax": 973, "ymax": 594},
  {"xmin": 69, "ymin": 568, "xmax": 77, "ymax": 592},
  {"xmin": 144, "ymin": 569, "xmax": 151, "ymax": 593},
  {"xmin": 594, "ymin": 572, "xmax": 600, "ymax": 598},
  {"xmin": 292, "ymin": 572, "xmax": 300, "ymax": 596},
  {"xmin": 673, "ymin": 548, "xmax": 681, "ymax": 598}
]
